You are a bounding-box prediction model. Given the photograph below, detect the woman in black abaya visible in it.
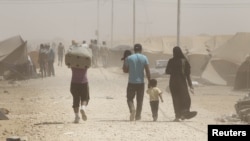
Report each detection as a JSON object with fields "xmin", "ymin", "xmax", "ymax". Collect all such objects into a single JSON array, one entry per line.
[{"xmin": 165, "ymin": 46, "xmax": 197, "ymax": 122}]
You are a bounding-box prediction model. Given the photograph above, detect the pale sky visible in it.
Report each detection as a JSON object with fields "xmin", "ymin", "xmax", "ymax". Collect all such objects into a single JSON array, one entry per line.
[{"xmin": 0, "ymin": 0, "xmax": 250, "ymax": 44}]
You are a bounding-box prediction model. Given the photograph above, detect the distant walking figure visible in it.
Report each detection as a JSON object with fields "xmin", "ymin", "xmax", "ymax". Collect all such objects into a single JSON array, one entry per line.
[
  {"xmin": 165, "ymin": 46, "xmax": 197, "ymax": 122},
  {"xmin": 57, "ymin": 42, "xmax": 65, "ymax": 66},
  {"xmin": 38, "ymin": 44, "xmax": 47, "ymax": 78},
  {"xmin": 89, "ymin": 40, "xmax": 99, "ymax": 67},
  {"xmin": 100, "ymin": 41, "xmax": 109, "ymax": 67},
  {"xmin": 123, "ymin": 43, "xmax": 151, "ymax": 121},
  {"xmin": 48, "ymin": 46, "xmax": 55, "ymax": 76}
]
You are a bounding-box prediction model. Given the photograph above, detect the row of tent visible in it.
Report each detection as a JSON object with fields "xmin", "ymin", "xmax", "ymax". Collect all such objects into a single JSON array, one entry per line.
[
  {"xmin": 1, "ymin": 33, "xmax": 250, "ymax": 90},
  {"xmin": 110, "ymin": 32, "xmax": 250, "ymax": 90},
  {"xmin": 191, "ymin": 32, "xmax": 250, "ymax": 89}
]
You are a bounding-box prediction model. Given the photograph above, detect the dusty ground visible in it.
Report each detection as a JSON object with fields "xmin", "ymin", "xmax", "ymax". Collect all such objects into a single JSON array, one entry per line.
[{"xmin": 0, "ymin": 64, "xmax": 248, "ymax": 141}]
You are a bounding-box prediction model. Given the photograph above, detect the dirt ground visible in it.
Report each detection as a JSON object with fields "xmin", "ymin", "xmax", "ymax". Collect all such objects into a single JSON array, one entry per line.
[{"xmin": 0, "ymin": 64, "xmax": 248, "ymax": 141}]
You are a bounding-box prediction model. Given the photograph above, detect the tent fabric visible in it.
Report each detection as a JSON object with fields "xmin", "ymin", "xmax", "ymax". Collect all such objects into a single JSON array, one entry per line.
[
  {"xmin": 161, "ymin": 36, "xmax": 192, "ymax": 55},
  {"xmin": 110, "ymin": 36, "xmax": 214, "ymax": 73},
  {"xmin": 202, "ymin": 58, "xmax": 239, "ymax": 86},
  {"xmin": 109, "ymin": 34, "xmax": 241, "ymax": 82},
  {"xmin": 187, "ymin": 54, "xmax": 210, "ymax": 77},
  {"xmin": 110, "ymin": 44, "xmax": 132, "ymax": 51},
  {"xmin": 142, "ymin": 35, "xmax": 209, "ymax": 54},
  {"xmin": 0, "ymin": 35, "xmax": 28, "ymax": 76},
  {"xmin": 212, "ymin": 32, "xmax": 250, "ymax": 65},
  {"xmin": 187, "ymin": 36, "xmax": 211, "ymax": 54},
  {"xmin": 205, "ymin": 35, "xmax": 233, "ymax": 51},
  {"xmin": 111, "ymin": 35, "xmax": 211, "ymax": 55},
  {"xmin": 211, "ymin": 59, "xmax": 239, "ymax": 85},
  {"xmin": 234, "ymin": 58, "xmax": 250, "ymax": 90},
  {"xmin": 186, "ymin": 36, "xmax": 211, "ymax": 77},
  {"xmin": 201, "ymin": 60, "xmax": 227, "ymax": 85},
  {"xmin": 161, "ymin": 36, "xmax": 177, "ymax": 54},
  {"xmin": 142, "ymin": 38, "xmax": 164, "ymax": 53},
  {"xmin": 0, "ymin": 35, "xmax": 24, "ymax": 60},
  {"xmin": 201, "ymin": 32, "xmax": 250, "ymax": 85},
  {"xmin": 2, "ymin": 42, "xmax": 28, "ymax": 66}
]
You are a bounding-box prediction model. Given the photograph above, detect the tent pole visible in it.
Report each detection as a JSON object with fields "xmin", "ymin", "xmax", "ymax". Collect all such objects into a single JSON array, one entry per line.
[
  {"xmin": 97, "ymin": 0, "xmax": 100, "ymax": 44},
  {"xmin": 133, "ymin": 0, "xmax": 136, "ymax": 46},
  {"xmin": 177, "ymin": 0, "xmax": 181, "ymax": 46},
  {"xmin": 111, "ymin": 0, "xmax": 114, "ymax": 48}
]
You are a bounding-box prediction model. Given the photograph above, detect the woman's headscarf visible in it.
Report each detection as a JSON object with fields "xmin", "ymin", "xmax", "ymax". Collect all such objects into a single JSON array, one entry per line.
[{"xmin": 173, "ymin": 46, "xmax": 186, "ymax": 59}]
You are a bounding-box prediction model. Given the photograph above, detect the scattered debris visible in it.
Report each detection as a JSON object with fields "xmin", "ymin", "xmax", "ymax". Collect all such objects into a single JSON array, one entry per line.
[
  {"xmin": 106, "ymin": 96, "xmax": 114, "ymax": 99},
  {"xmin": 235, "ymin": 93, "xmax": 250, "ymax": 123},
  {"xmin": 8, "ymin": 80, "xmax": 21, "ymax": 87},
  {"xmin": 0, "ymin": 110, "xmax": 9, "ymax": 120},
  {"xmin": 64, "ymin": 132, "xmax": 74, "ymax": 135},
  {"xmin": 6, "ymin": 136, "xmax": 28, "ymax": 141},
  {"xmin": 34, "ymin": 121, "xmax": 64, "ymax": 125},
  {"xmin": 215, "ymin": 114, "xmax": 241, "ymax": 123},
  {"xmin": 6, "ymin": 136, "xmax": 20, "ymax": 141},
  {"xmin": 0, "ymin": 108, "xmax": 9, "ymax": 114}
]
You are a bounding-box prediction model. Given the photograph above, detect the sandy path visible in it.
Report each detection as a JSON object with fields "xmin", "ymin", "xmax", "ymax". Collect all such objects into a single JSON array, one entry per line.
[{"xmin": 0, "ymin": 65, "xmax": 246, "ymax": 141}]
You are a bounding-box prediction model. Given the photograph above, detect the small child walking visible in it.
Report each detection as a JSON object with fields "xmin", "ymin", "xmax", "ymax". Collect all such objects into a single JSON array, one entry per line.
[{"xmin": 147, "ymin": 79, "xmax": 163, "ymax": 121}]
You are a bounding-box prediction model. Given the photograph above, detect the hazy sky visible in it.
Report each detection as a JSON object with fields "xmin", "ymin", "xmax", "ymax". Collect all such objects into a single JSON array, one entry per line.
[{"xmin": 0, "ymin": 0, "xmax": 250, "ymax": 44}]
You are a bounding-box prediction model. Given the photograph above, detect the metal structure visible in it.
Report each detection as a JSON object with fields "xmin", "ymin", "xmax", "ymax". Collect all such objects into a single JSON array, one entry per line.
[{"xmin": 177, "ymin": 0, "xmax": 181, "ymax": 46}]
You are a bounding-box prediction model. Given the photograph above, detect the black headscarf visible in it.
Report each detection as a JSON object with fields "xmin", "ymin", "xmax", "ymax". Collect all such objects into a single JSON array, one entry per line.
[
  {"xmin": 167, "ymin": 46, "xmax": 192, "ymax": 88},
  {"xmin": 173, "ymin": 46, "xmax": 186, "ymax": 59}
]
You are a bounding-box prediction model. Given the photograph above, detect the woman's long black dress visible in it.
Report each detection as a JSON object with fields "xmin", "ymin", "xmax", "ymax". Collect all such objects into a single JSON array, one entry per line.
[{"xmin": 165, "ymin": 58, "xmax": 192, "ymax": 119}]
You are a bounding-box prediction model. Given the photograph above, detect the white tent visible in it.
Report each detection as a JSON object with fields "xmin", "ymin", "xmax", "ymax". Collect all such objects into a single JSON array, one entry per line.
[
  {"xmin": 186, "ymin": 35, "xmax": 211, "ymax": 77},
  {"xmin": 202, "ymin": 32, "xmax": 250, "ymax": 85}
]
